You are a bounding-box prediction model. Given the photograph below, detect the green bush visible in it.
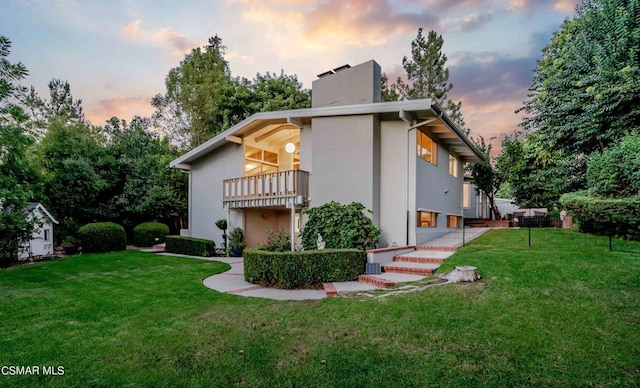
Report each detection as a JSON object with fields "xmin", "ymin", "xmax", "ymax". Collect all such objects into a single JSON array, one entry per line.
[
  {"xmin": 133, "ymin": 222, "xmax": 170, "ymax": 247},
  {"xmin": 560, "ymin": 191, "xmax": 640, "ymax": 240},
  {"xmin": 300, "ymin": 201, "xmax": 380, "ymax": 251},
  {"xmin": 165, "ymin": 235, "xmax": 216, "ymax": 257},
  {"xmin": 244, "ymin": 248, "xmax": 366, "ymax": 289},
  {"xmin": 228, "ymin": 227, "xmax": 246, "ymax": 257},
  {"xmin": 587, "ymin": 134, "xmax": 640, "ymax": 197},
  {"xmin": 78, "ymin": 222, "xmax": 126, "ymax": 253},
  {"xmin": 260, "ymin": 228, "xmax": 291, "ymax": 252}
]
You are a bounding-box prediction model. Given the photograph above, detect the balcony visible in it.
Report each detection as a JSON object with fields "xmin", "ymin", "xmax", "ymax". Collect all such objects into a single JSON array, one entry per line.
[{"xmin": 223, "ymin": 169, "xmax": 310, "ymax": 208}]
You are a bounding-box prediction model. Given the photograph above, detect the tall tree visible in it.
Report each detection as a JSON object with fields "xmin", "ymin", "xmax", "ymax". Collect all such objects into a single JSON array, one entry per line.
[
  {"xmin": 467, "ymin": 137, "xmax": 503, "ymax": 220},
  {"xmin": 0, "ymin": 36, "xmax": 40, "ymax": 263},
  {"xmin": 153, "ymin": 35, "xmax": 311, "ymax": 149},
  {"xmin": 100, "ymin": 117, "xmax": 187, "ymax": 231},
  {"xmin": 396, "ymin": 28, "xmax": 467, "ymax": 131},
  {"xmin": 514, "ymin": 0, "xmax": 640, "ymax": 205},
  {"xmin": 497, "ymin": 134, "xmax": 585, "ymax": 208},
  {"xmin": 380, "ymin": 73, "xmax": 400, "ymax": 102},
  {"xmin": 23, "ymin": 79, "xmax": 85, "ymax": 139},
  {"xmin": 37, "ymin": 120, "xmax": 106, "ymax": 239},
  {"xmin": 520, "ymin": 0, "xmax": 640, "ymax": 156},
  {"xmin": 152, "ymin": 35, "xmax": 234, "ymax": 148}
]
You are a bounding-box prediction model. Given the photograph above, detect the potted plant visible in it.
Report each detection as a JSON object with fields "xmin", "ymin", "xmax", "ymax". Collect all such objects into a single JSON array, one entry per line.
[
  {"xmin": 215, "ymin": 219, "xmax": 228, "ymax": 254},
  {"xmin": 228, "ymin": 227, "xmax": 246, "ymax": 257}
]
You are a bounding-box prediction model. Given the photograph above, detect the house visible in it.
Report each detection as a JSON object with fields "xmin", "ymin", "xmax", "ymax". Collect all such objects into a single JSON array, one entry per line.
[
  {"xmin": 170, "ymin": 60, "xmax": 484, "ymax": 250},
  {"xmin": 19, "ymin": 202, "xmax": 58, "ymax": 259},
  {"xmin": 463, "ymin": 174, "xmax": 491, "ymax": 220}
]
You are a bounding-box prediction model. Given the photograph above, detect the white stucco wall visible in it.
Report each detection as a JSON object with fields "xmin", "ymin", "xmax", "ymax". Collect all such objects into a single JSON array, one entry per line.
[
  {"xmin": 380, "ymin": 121, "xmax": 410, "ymax": 247},
  {"xmin": 309, "ymin": 115, "xmax": 380, "ymax": 224},
  {"xmin": 189, "ymin": 142, "xmax": 243, "ymax": 245}
]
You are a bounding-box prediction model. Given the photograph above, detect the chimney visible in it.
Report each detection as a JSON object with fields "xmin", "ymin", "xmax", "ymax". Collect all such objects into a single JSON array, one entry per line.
[{"xmin": 311, "ymin": 60, "xmax": 381, "ymax": 108}]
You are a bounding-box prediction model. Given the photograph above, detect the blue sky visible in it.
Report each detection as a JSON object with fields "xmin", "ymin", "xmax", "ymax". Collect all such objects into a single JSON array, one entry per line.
[{"xmin": 2, "ymin": 0, "xmax": 577, "ymax": 140}]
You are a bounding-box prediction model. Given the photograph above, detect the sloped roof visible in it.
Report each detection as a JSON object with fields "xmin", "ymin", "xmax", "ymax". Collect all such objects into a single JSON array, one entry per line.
[
  {"xmin": 25, "ymin": 202, "xmax": 59, "ymax": 224},
  {"xmin": 169, "ymin": 99, "xmax": 484, "ymax": 169}
]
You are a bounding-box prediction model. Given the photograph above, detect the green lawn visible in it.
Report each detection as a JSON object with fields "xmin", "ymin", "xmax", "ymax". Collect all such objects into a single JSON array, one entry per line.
[{"xmin": 1, "ymin": 229, "xmax": 639, "ymax": 387}]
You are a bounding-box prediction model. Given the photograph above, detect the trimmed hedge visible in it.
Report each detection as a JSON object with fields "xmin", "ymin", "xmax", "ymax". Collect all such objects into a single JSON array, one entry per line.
[
  {"xmin": 244, "ymin": 248, "xmax": 366, "ymax": 289},
  {"xmin": 165, "ymin": 235, "xmax": 216, "ymax": 257},
  {"xmin": 560, "ymin": 191, "xmax": 640, "ymax": 240},
  {"xmin": 133, "ymin": 222, "xmax": 170, "ymax": 247},
  {"xmin": 78, "ymin": 222, "xmax": 126, "ymax": 253}
]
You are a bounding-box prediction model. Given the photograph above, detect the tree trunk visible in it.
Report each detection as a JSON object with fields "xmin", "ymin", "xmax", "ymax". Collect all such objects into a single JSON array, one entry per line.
[{"xmin": 488, "ymin": 194, "xmax": 502, "ymax": 220}]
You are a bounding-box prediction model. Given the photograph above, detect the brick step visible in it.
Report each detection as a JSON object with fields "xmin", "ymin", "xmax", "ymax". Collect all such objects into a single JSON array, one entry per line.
[
  {"xmin": 382, "ymin": 261, "xmax": 441, "ymax": 276},
  {"xmin": 323, "ymin": 282, "xmax": 338, "ymax": 296},
  {"xmin": 358, "ymin": 274, "xmax": 396, "ymax": 287},
  {"xmin": 394, "ymin": 256, "xmax": 446, "ymax": 264},
  {"xmin": 394, "ymin": 250, "xmax": 452, "ymax": 264}
]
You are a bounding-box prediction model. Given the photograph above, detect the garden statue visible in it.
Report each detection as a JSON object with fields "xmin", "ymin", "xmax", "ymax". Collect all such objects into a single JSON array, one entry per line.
[{"xmin": 316, "ymin": 233, "xmax": 326, "ymax": 250}]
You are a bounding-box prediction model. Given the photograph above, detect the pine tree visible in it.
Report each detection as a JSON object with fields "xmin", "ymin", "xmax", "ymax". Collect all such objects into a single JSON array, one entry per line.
[{"xmin": 396, "ymin": 28, "xmax": 467, "ymax": 132}]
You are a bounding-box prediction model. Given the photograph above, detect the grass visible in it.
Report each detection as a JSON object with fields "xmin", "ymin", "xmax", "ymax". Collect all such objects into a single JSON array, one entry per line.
[{"xmin": 1, "ymin": 228, "xmax": 639, "ymax": 387}]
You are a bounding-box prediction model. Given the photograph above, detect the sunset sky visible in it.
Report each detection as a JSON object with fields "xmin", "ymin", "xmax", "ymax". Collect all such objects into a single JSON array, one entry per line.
[{"xmin": 3, "ymin": 0, "xmax": 578, "ymax": 142}]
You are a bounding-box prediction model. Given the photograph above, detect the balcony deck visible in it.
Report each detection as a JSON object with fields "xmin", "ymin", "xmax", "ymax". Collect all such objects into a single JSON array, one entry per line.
[{"xmin": 223, "ymin": 169, "xmax": 309, "ymax": 208}]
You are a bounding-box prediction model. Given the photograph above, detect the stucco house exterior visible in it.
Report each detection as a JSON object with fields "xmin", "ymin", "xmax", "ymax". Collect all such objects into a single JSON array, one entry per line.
[
  {"xmin": 463, "ymin": 174, "xmax": 491, "ymax": 220},
  {"xmin": 19, "ymin": 202, "xmax": 58, "ymax": 259},
  {"xmin": 170, "ymin": 60, "xmax": 484, "ymax": 250}
]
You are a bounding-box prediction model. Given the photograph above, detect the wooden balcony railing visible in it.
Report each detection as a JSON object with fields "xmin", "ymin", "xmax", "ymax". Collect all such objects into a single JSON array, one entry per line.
[{"xmin": 223, "ymin": 169, "xmax": 310, "ymax": 208}]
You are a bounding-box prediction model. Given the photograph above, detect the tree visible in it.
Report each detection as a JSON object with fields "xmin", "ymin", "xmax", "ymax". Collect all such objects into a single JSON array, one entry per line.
[
  {"xmin": 396, "ymin": 28, "xmax": 467, "ymax": 131},
  {"xmin": 153, "ymin": 35, "xmax": 311, "ymax": 149},
  {"xmin": 520, "ymin": 0, "xmax": 640, "ymax": 156},
  {"xmin": 37, "ymin": 120, "xmax": 106, "ymax": 240},
  {"xmin": 467, "ymin": 137, "xmax": 503, "ymax": 220},
  {"xmin": 497, "ymin": 134, "xmax": 585, "ymax": 208},
  {"xmin": 0, "ymin": 36, "xmax": 39, "ymax": 263},
  {"xmin": 100, "ymin": 117, "xmax": 187, "ymax": 232},
  {"xmin": 587, "ymin": 133, "xmax": 640, "ymax": 197},
  {"xmin": 380, "ymin": 73, "xmax": 400, "ymax": 102},
  {"xmin": 23, "ymin": 79, "xmax": 85, "ymax": 139},
  {"xmin": 153, "ymin": 35, "xmax": 233, "ymax": 148}
]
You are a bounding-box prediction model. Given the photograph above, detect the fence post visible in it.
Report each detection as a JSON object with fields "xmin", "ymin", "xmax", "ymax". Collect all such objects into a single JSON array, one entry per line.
[{"xmin": 609, "ymin": 214, "xmax": 613, "ymax": 252}]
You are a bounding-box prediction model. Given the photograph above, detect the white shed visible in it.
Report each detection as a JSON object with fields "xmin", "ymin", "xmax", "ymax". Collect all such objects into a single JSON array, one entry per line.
[{"xmin": 19, "ymin": 202, "xmax": 59, "ymax": 259}]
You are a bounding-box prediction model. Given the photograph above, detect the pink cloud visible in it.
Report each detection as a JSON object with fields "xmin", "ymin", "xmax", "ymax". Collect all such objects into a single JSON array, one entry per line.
[
  {"xmin": 120, "ymin": 20, "xmax": 195, "ymax": 55},
  {"xmin": 553, "ymin": 0, "xmax": 577, "ymax": 13},
  {"xmin": 86, "ymin": 96, "xmax": 154, "ymax": 126}
]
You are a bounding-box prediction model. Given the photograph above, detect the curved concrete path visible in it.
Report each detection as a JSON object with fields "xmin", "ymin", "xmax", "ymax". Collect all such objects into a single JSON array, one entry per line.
[
  {"xmin": 201, "ymin": 257, "xmax": 378, "ymax": 300},
  {"xmin": 160, "ymin": 227, "xmax": 491, "ymax": 301}
]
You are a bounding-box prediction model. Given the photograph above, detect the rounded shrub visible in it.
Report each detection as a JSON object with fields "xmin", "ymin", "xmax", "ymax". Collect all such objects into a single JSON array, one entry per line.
[
  {"xmin": 78, "ymin": 222, "xmax": 126, "ymax": 253},
  {"xmin": 301, "ymin": 201, "xmax": 380, "ymax": 251},
  {"xmin": 133, "ymin": 222, "xmax": 170, "ymax": 247}
]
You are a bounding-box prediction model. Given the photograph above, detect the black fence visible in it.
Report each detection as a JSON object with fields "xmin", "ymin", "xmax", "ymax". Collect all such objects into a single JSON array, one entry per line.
[{"xmin": 512, "ymin": 215, "xmax": 562, "ymax": 228}]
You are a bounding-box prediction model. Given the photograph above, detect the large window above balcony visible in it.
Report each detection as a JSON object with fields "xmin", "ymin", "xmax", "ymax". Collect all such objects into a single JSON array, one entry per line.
[{"xmin": 245, "ymin": 146, "xmax": 278, "ymax": 176}]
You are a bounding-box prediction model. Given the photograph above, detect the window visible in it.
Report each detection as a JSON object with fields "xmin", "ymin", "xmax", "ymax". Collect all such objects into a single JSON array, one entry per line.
[
  {"xmin": 447, "ymin": 215, "xmax": 461, "ymax": 228},
  {"xmin": 417, "ymin": 130, "xmax": 437, "ymax": 165},
  {"xmin": 44, "ymin": 229, "xmax": 50, "ymax": 241},
  {"xmin": 449, "ymin": 154, "xmax": 458, "ymax": 177},
  {"xmin": 463, "ymin": 182, "xmax": 471, "ymax": 208},
  {"xmin": 417, "ymin": 211, "xmax": 437, "ymax": 227},
  {"xmin": 244, "ymin": 146, "xmax": 279, "ymax": 176}
]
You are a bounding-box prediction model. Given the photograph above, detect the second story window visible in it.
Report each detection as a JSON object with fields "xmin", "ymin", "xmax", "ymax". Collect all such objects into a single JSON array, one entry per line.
[
  {"xmin": 417, "ymin": 130, "xmax": 437, "ymax": 165},
  {"xmin": 449, "ymin": 154, "xmax": 458, "ymax": 177}
]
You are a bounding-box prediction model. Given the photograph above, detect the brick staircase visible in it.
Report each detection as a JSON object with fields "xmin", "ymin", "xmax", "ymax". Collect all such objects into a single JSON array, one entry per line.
[{"xmin": 358, "ymin": 246, "xmax": 454, "ymax": 287}]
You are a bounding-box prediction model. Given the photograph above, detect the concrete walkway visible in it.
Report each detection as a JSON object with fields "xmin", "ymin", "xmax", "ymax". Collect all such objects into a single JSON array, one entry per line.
[{"xmin": 165, "ymin": 227, "xmax": 491, "ymax": 301}]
